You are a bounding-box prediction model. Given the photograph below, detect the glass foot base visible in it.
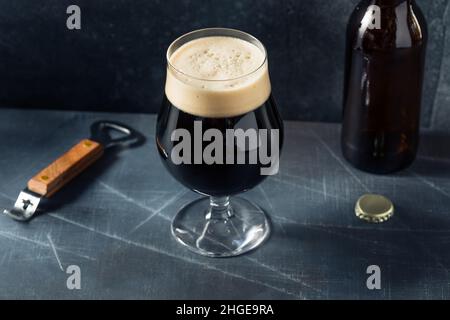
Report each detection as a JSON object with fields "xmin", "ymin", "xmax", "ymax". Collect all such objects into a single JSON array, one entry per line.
[{"xmin": 171, "ymin": 197, "xmax": 270, "ymax": 257}]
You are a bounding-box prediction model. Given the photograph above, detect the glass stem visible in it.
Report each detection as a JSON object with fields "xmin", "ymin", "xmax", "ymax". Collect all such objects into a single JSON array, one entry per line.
[{"xmin": 206, "ymin": 196, "xmax": 234, "ymax": 220}]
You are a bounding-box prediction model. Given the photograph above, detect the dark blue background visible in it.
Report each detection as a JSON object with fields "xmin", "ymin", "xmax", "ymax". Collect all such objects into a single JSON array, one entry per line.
[{"xmin": 0, "ymin": 0, "xmax": 448, "ymax": 129}]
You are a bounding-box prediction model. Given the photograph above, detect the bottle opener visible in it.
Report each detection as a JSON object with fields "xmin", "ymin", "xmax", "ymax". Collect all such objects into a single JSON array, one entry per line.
[{"xmin": 3, "ymin": 121, "xmax": 143, "ymax": 221}]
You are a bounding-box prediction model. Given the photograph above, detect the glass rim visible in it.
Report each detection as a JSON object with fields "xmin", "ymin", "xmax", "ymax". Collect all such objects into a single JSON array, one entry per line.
[{"xmin": 166, "ymin": 27, "xmax": 268, "ymax": 83}]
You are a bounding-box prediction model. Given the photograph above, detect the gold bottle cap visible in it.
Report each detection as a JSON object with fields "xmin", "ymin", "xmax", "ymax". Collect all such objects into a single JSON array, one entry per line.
[{"xmin": 355, "ymin": 194, "xmax": 394, "ymax": 223}]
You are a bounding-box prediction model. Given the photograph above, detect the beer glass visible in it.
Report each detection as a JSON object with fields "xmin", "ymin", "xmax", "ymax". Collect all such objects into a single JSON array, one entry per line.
[{"xmin": 156, "ymin": 28, "xmax": 283, "ymax": 257}]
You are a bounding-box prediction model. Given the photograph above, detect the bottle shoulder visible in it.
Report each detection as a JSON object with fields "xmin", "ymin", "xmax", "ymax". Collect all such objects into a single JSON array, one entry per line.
[{"xmin": 347, "ymin": 1, "xmax": 427, "ymax": 51}]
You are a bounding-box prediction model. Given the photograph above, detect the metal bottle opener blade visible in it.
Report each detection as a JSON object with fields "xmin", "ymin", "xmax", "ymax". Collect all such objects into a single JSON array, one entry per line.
[
  {"xmin": 3, "ymin": 121, "xmax": 143, "ymax": 221},
  {"xmin": 5, "ymin": 190, "xmax": 42, "ymax": 221}
]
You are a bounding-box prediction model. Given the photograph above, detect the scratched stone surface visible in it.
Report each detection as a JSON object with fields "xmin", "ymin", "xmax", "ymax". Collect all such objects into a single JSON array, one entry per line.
[{"xmin": 0, "ymin": 108, "xmax": 450, "ymax": 299}]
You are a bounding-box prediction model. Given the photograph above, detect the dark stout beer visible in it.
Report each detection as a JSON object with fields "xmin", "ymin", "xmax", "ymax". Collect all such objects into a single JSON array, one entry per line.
[
  {"xmin": 342, "ymin": 0, "xmax": 427, "ymax": 173},
  {"xmin": 156, "ymin": 95, "xmax": 282, "ymax": 196},
  {"xmin": 156, "ymin": 33, "xmax": 283, "ymax": 197}
]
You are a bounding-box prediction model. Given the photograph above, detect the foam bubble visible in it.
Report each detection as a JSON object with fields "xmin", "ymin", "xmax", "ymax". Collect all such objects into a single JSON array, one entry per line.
[{"xmin": 165, "ymin": 36, "xmax": 271, "ymax": 118}]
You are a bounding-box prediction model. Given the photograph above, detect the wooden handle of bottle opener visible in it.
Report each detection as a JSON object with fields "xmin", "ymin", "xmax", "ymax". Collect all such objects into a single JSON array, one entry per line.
[{"xmin": 27, "ymin": 139, "xmax": 104, "ymax": 197}]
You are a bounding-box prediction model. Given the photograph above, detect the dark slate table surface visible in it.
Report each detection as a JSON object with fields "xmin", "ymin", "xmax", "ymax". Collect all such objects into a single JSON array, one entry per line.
[{"xmin": 0, "ymin": 108, "xmax": 449, "ymax": 300}]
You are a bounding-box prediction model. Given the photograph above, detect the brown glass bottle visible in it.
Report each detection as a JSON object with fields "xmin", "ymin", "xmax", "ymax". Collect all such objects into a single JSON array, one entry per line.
[{"xmin": 342, "ymin": 0, "xmax": 427, "ymax": 174}]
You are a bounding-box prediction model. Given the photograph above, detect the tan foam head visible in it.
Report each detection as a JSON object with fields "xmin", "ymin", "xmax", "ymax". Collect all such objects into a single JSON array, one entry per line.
[{"xmin": 165, "ymin": 35, "xmax": 271, "ymax": 118}]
